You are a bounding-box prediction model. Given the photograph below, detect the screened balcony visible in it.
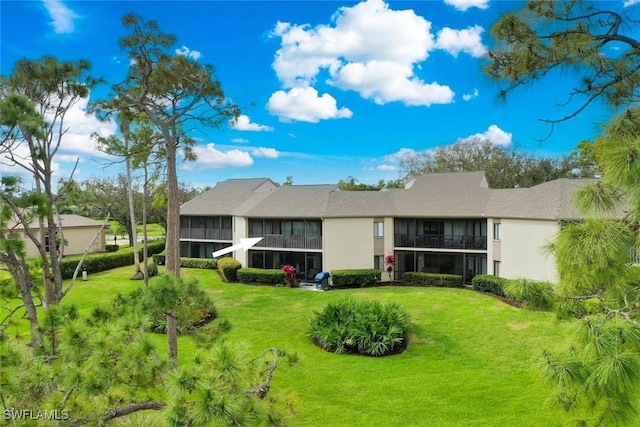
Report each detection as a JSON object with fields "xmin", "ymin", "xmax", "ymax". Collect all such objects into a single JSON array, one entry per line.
[
  {"xmin": 179, "ymin": 215, "xmax": 233, "ymax": 240},
  {"xmin": 248, "ymin": 219, "xmax": 322, "ymax": 250},
  {"xmin": 394, "ymin": 219, "xmax": 488, "ymax": 250}
]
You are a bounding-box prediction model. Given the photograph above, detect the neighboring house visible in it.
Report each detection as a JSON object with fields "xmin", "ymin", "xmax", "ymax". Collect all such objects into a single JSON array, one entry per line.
[
  {"xmin": 179, "ymin": 172, "xmax": 622, "ymax": 283},
  {"xmin": 4, "ymin": 214, "xmax": 106, "ymax": 259}
]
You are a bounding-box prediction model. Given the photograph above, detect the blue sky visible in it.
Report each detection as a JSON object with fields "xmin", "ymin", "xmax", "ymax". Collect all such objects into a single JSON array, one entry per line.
[{"xmin": 1, "ymin": 0, "xmax": 638, "ymax": 188}]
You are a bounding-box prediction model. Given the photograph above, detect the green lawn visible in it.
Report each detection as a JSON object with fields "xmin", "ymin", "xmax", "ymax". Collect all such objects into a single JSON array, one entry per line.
[{"xmin": 54, "ymin": 266, "xmax": 586, "ymax": 426}]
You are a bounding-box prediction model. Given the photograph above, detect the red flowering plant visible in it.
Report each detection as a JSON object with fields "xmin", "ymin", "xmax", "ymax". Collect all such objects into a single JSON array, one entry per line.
[
  {"xmin": 281, "ymin": 265, "xmax": 297, "ymax": 287},
  {"xmin": 384, "ymin": 254, "xmax": 395, "ymax": 281}
]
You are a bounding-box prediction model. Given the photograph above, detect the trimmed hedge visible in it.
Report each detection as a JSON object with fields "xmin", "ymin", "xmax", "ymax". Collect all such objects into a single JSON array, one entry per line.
[
  {"xmin": 402, "ymin": 272, "xmax": 463, "ymax": 287},
  {"xmin": 217, "ymin": 257, "xmax": 242, "ymax": 282},
  {"xmin": 151, "ymin": 253, "xmax": 216, "ymax": 270},
  {"xmin": 180, "ymin": 257, "xmax": 217, "ymax": 270},
  {"xmin": 330, "ymin": 269, "xmax": 381, "ymax": 288},
  {"xmin": 237, "ymin": 268, "xmax": 284, "ymax": 285},
  {"xmin": 59, "ymin": 240, "xmax": 166, "ymax": 279},
  {"xmin": 471, "ymin": 274, "xmax": 509, "ymax": 297}
]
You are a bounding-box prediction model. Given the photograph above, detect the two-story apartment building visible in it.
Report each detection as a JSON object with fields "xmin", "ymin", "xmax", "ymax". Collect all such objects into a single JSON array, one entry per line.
[{"xmin": 180, "ymin": 171, "xmax": 610, "ymax": 283}]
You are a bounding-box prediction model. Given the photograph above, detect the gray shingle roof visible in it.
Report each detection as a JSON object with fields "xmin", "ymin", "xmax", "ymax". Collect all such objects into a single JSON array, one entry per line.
[
  {"xmin": 244, "ymin": 185, "xmax": 339, "ymax": 218},
  {"xmin": 180, "ymin": 178, "xmax": 277, "ymax": 216},
  {"xmin": 180, "ymin": 173, "xmax": 624, "ymax": 220}
]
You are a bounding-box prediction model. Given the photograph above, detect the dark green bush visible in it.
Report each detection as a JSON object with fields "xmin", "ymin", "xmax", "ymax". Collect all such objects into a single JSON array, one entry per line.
[
  {"xmin": 217, "ymin": 257, "xmax": 242, "ymax": 282},
  {"xmin": 152, "ymin": 252, "xmax": 165, "ymax": 265},
  {"xmin": 330, "ymin": 269, "xmax": 381, "ymax": 288},
  {"xmin": 504, "ymin": 279, "xmax": 555, "ymax": 311},
  {"xmin": 100, "ymin": 274, "xmax": 217, "ymax": 334},
  {"xmin": 237, "ymin": 268, "xmax": 285, "ymax": 285},
  {"xmin": 104, "ymin": 244, "xmax": 119, "ymax": 252},
  {"xmin": 308, "ymin": 297, "xmax": 410, "ymax": 357},
  {"xmin": 180, "ymin": 257, "xmax": 217, "ymax": 270},
  {"xmin": 471, "ymin": 274, "xmax": 509, "ymax": 297},
  {"xmin": 59, "ymin": 240, "xmax": 166, "ymax": 279},
  {"xmin": 147, "ymin": 262, "xmax": 158, "ymax": 278},
  {"xmin": 402, "ymin": 272, "xmax": 463, "ymax": 287}
]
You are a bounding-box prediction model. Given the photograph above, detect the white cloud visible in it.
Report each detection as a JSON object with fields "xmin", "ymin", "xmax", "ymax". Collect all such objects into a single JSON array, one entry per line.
[
  {"xmin": 231, "ymin": 138, "xmax": 249, "ymax": 144},
  {"xmin": 459, "ymin": 124, "xmax": 513, "ymax": 146},
  {"xmin": 230, "ymin": 114, "xmax": 274, "ymax": 131},
  {"xmin": 267, "ymin": 86, "xmax": 353, "ymax": 123},
  {"xmin": 444, "ymin": 0, "xmax": 489, "ymax": 12},
  {"xmin": 175, "ymin": 45, "xmax": 202, "ymax": 60},
  {"xmin": 435, "ymin": 26, "xmax": 487, "ymax": 58},
  {"xmin": 42, "ymin": 0, "xmax": 79, "ymax": 34},
  {"xmin": 384, "ymin": 148, "xmax": 419, "ymax": 162},
  {"xmin": 375, "ymin": 164, "xmax": 398, "ymax": 171},
  {"xmin": 252, "ymin": 147, "xmax": 279, "ymax": 158},
  {"xmin": 623, "ymin": 0, "xmax": 640, "ymax": 6},
  {"xmin": 462, "ymin": 88, "xmax": 479, "ymax": 101},
  {"xmin": 270, "ymin": 0, "xmax": 459, "ymax": 108},
  {"xmin": 54, "ymin": 97, "xmax": 117, "ymax": 157},
  {"xmin": 332, "ymin": 60, "xmax": 454, "ymax": 106},
  {"xmin": 185, "ymin": 143, "xmax": 253, "ymax": 170}
]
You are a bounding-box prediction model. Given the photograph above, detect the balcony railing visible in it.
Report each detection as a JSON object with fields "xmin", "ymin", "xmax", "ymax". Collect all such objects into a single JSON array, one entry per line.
[
  {"xmin": 250, "ymin": 234, "xmax": 322, "ymax": 250},
  {"xmin": 180, "ymin": 228, "xmax": 232, "ymax": 241},
  {"xmin": 395, "ymin": 234, "xmax": 487, "ymax": 250}
]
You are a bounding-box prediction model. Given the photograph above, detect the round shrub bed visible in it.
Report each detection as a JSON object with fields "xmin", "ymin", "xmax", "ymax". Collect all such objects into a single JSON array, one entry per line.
[{"xmin": 308, "ymin": 297, "xmax": 411, "ymax": 357}]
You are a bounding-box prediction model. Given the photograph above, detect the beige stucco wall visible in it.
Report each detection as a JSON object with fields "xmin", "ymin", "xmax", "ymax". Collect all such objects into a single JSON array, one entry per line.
[
  {"xmin": 233, "ymin": 217, "xmax": 248, "ymax": 266},
  {"xmin": 324, "ymin": 217, "xmax": 375, "ymax": 271},
  {"xmin": 499, "ymin": 218, "xmax": 559, "ymax": 282},
  {"xmin": 18, "ymin": 226, "xmax": 105, "ymax": 259}
]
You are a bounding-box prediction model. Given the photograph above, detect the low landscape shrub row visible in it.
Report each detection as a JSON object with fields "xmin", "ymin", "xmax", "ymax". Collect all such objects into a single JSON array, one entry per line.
[
  {"xmin": 151, "ymin": 253, "xmax": 217, "ymax": 270},
  {"xmin": 59, "ymin": 240, "xmax": 166, "ymax": 279},
  {"xmin": 402, "ymin": 272, "xmax": 463, "ymax": 287},
  {"xmin": 471, "ymin": 274, "xmax": 509, "ymax": 297},
  {"xmin": 217, "ymin": 257, "xmax": 242, "ymax": 282},
  {"xmin": 237, "ymin": 268, "xmax": 284, "ymax": 285},
  {"xmin": 330, "ymin": 269, "xmax": 381, "ymax": 288},
  {"xmin": 472, "ymin": 274, "xmax": 555, "ymax": 310}
]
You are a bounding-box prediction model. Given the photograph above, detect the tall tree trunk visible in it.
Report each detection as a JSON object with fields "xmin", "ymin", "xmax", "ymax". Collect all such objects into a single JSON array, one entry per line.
[
  {"xmin": 167, "ymin": 313, "xmax": 177, "ymax": 365},
  {"xmin": 164, "ymin": 132, "xmax": 180, "ymax": 366},
  {"xmin": 5, "ymin": 258, "xmax": 42, "ymax": 350},
  {"xmin": 164, "ymin": 137, "xmax": 180, "ymax": 278},
  {"xmin": 143, "ymin": 166, "xmax": 150, "ymax": 288},
  {"xmin": 126, "ymin": 156, "xmax": 142, "ymax": 280}
]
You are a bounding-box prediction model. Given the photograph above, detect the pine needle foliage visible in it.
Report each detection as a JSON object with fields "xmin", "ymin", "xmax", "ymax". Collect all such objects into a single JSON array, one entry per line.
[{"xmin": 543, "ymin": 107, "xmax": 640, "ymax": 425}]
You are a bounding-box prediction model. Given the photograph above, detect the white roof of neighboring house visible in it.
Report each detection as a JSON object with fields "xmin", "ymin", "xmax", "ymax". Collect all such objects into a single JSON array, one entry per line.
[{"xmin": 180, "ymin": 172, "xmax": 625, "ymax": 221}]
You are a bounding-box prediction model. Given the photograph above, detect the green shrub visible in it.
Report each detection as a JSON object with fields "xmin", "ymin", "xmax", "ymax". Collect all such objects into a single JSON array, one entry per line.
[
  {"xmin": 402, "ymin": 272, "xmax": 463, "ymax": 287},
  {"xmin": 180, "ymin": 257, "xmax": 217, "ymax": 270},
  {"xmin": 330, "ymin": 269, "xmax": 381, "ymax": 288},
  {"xmin": 504, "ymin": 279, "xmax": 555, "ymax": 311},
  {"xmin": 101, "ymin": 275, "xmax": 217, "ymax": 333},
  {"xmin": 472, "ymin": 274, "xmax": 509, "ymax": 297},
  {"xmin": 152, "ymin": 251, "xmax": 166, "ymax": 265},
  {"xmin": 217, "ymin": 257, "xmax": 242, "ymax": 282},
  {"xmin": 104, "ymin": 244, "xmax": 119, "ymax": 252},
  {"xmin": 308, "ymin": 297, "xmax": 411, "ymax": 357},
  {"xmin": 58, "ymin": 240, "xmax": 166, "ymax": 279},
  {"xmin": 0, "ymin": 270, "xmax": 17, "ymax": 299},
  {"xmin": 237, "ymin": 268, "xmax": 285, "ymax": 285},
  {"xmin": 147, "ymin": 262, "xmax": 158, "ymax": 278}
]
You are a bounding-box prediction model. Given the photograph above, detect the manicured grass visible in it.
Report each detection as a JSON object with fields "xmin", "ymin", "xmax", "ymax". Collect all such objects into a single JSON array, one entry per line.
[{"xmin": 12, "ymin": 267, "xmax": 628, "ymax": 426}]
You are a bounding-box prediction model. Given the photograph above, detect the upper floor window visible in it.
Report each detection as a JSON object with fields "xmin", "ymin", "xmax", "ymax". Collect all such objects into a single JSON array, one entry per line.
[
  {"xmin": 493, "ymin": 222, "xmax": 501, "ymax": 240},
  {"xmin": 374, "ymin": 221, "xmax": 384, "ymax": 237}
]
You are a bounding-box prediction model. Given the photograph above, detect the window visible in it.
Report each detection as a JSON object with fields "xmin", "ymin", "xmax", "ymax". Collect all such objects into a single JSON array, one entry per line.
[
  {"xmin": 374, "ymin": 221, "xmax": 384, "ymax": 237},
  {"xmin": 374, "ymin": 255, "xmax": 384, "ymax": 270},
  {"xmin": 493, "ymin": 261, "xmax": 501, "ymax": 277},
  {"xmin": 493, "ymin": 222, "xmax": 501, "ymax": 240}
]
